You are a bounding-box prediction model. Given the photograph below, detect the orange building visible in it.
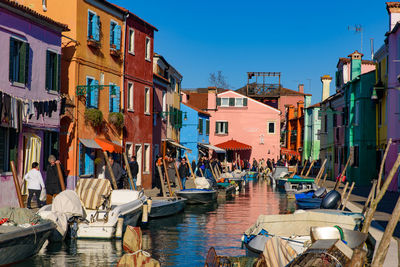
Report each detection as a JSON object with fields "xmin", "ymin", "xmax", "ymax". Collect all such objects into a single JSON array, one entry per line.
[
  {"xmin": 23, "ymin": 0, "xmax": 125, "ymax": 187},
  {"xmin": 281, "ymin": 101, "xmax": 304, "ymax": 161}
]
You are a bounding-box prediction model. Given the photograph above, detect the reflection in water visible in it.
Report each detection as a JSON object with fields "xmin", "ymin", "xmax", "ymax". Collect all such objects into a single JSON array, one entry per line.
[{"xmin": 16, "ymin": 181, "xmax": 290, "ymax": 267}]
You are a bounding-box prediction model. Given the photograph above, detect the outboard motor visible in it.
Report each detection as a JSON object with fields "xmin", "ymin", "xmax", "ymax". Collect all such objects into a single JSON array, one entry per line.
[
  {"xmin": 320, "ymin": 190, "xmax": 341, "ymax": 209},
  {"xmin": 313, "ymin": 187, "xmax": 327, "ymax": 198}
]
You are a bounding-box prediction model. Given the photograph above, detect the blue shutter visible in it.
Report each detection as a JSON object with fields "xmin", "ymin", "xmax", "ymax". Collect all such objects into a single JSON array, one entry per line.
[
  {"xmin": 113, "ymin": 86, "xmax": 120, "ymax": 112},
  {"xmin": 86, "ymin": 78, "xmax": 91, "ymax": 108},
  {"xmin": 87, "ymin": 12, "xmax": 91, "ymax": 39},
  {"xmin": 85, "ymin": 148, "xmax": 94, "ymax": 175},
  {"xmin": 92, "ymin": 80, "xmax": 99, "ymax": 108},
  {"xmin": 93, "ymin": 15, "xmax": 100, "ymax": 41},
  {"xmin": 79, "ymin": 143, "xmax": 84, "ymax": 175},
  {"xmin": 115, "ymin": 25, "xmax": 121, "ymax": 50},
  {"xmin": 109, "ymin": 85, "xmax": 113, "ymax": 112},
  {"xmin": 110, "ymin": 23, "xmax": 114, "ymax": 45}
]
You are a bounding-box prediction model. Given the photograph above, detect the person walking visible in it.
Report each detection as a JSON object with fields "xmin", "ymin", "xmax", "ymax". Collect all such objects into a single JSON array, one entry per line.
[
  {"xmin": 45, "ymin": 155, "xmax": 65, "ymax": 204},
  {"xmin": 178, "ymin": 157, "xmax": 190, "ymax": 189},
  {"xmin": 105, "ymin": 155, "xmax": 123, "ymax": 189},
  {"xmin": 24, "ymin": 162, "xmax": 45, "ymax": 209},
  {"xmin": 129, "ymin": 155, "xmax": 139, "ymax": 188}
]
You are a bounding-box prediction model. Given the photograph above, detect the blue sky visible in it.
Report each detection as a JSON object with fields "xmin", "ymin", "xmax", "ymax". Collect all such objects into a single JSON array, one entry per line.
[{"xmin": 113, "ymin": 0, "xmax": 388, "ymax": 104}]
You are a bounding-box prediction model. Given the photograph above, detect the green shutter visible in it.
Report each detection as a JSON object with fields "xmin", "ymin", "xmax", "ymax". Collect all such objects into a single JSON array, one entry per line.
[
  {"xmin": 216, "ymin": 97, "xmax": 221, "ymax": 106},
  {"xmin": 198, "ymin": 118, "xmax": 203, "ymax": 134},
  {"xmin": 243, "ymin": 98, "xmax": 248, "ymax": 106},
  {"xmin": 206, "ymin": 120, "xmax": 209, "ymax": 135},
  {"xmin": 23, "ymin": 42, "xmax": 29, "ymax": 84},
  {"xmin": 225, "ymin": 122, "xmax": 228, "ymax": 134},
  {"xmin": 229, "ymin": 97, "xmax": 234, "ymax": 106},
  {"xmin": 215, "ymin": 122, "xmax": 218, "ymax": 133},
  {"xmin": 9, "ymin": 38, "xmax": 14, "ymax": 82},
  {"xmin": 19, "ymin": 42, "xmax": 26, "ymax": 83}
]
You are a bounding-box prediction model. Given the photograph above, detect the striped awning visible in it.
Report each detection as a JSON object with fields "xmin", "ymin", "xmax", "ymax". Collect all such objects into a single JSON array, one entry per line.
[
  {"xmin": 167, "ymin": 140, "xmax": 192, "ymax": 153},
  {"xmin": 199, "ymin": 143, "xmax": 226, "ymax": 153},
  {"xmin": 80, "ymin": 138, "xmax": 102, "ymax": 149},
  {"xmin": 75, "ymin": 178, "xmax": 112, "ymax": 210}
]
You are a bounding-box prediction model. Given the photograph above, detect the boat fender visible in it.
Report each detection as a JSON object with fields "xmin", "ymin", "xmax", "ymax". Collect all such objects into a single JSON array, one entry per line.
[
  {"xmin": 115, "ymin": 218, "xmax": 124, "ymax": 239},
  {"xmin": 147, "ymin": 199, "xmax": 152, "ymax": 214},
  {"xmin": 320, "ymin": 190, "xmax": 341, "ymax": 209},
  {"xmin": 241, "ymin": 235, "xmax": 245, "ymax": 249},
  {"xmin": 142, "ymin": 204, "xmax": 148, "ymax": 223}
]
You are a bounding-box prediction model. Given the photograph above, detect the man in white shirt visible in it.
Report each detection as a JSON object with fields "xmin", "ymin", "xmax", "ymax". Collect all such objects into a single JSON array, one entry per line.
[{"xmin": 24, "ymin": 162, "xmax": 45, "ymax": 209}]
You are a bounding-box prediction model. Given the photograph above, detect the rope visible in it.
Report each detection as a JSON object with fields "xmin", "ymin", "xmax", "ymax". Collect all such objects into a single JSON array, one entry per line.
[{"xmin": 126, "ymin": 249, "xmax": 151, "ymax": 258}]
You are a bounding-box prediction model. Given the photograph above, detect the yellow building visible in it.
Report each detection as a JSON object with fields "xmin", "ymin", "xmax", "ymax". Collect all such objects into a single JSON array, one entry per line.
[
  {"xmin": 373, "ymin": 43, "xmax": 388, "ymax": 163},
  {"xmin": 23, "ymin": 0, "xmax": 125, "ymax": 186}
]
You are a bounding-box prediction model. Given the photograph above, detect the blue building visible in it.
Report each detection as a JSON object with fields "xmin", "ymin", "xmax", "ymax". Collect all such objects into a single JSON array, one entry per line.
[{"xmin": 180, "ymin": 103, "xmax": 211, "ymax": 163}]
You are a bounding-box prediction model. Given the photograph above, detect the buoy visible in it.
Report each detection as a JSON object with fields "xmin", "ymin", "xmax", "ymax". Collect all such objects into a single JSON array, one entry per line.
[
  {"xmin": 142, "ymin": 204, "xmax": 148, "ymax": 223},
  {"xmin": 115, "ymin": 217, "xmax": 124, "ymax": 239},
  {"xmin": 147, "ymin": 199, "xmax": 152, "ymax": 214}
]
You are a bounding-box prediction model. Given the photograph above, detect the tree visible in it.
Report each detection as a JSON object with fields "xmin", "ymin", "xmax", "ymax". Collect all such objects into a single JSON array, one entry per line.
[{"xmin": 209, "ymin": 71, "xmax": 229, "ymax": 89}]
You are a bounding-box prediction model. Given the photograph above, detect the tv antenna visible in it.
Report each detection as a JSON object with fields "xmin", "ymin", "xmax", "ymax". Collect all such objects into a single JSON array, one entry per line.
[{"xmin": 348, "ymin": 25, "xmax": 363, "ymax": 53}]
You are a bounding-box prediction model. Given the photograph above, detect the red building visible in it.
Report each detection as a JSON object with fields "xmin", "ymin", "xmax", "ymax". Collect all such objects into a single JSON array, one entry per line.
[{"xmin": 117, "ymin": 6, "xmax": 157, "ymax": 189}]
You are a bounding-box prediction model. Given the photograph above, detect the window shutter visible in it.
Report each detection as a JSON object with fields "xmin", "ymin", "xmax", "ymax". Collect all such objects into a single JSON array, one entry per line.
[
  {"xmin": 243, "ymin": 98, "xmax": 248, "ymax": 106},
  {"xmin": 109, "ymin": 85, "xmax": 113, "ymax": 112},
  {"xmin": 79, "ymin": 143, "xmax": 84, "ymax": 175},
  {"xmin": 45, "ymin": 51, "xmax": 50, "ymax": 90},
  {"xmin": 93, "ymin": 15, "xmax": 100, "ymax": 41},
  {"xmin": 215, "ymin": 122, "xmax": 218, "ymax": 133},
  {"xmin": 113, "ymin": 86, "xmax": 120, "ymax": 113},
  {"xmin": 19, "ymin": 42, "xmax": 27, "ymax": 84},
  {"xmin": 24, "ymin": 43, "xmax": 29, "ymax": 84},
  {"xmin": 115, "ymin": 25, "xmax": 121, "ymax": 50},
  {"xmin": 9, "ymin": 38, "xmax": 14, "ymax": 81},
  {"xmin": 110, "ymin": 23, "xmax": 114, "ymax": 45},
  {"xmin": 85, "ymin": 147, "xmax": 94, "ymax": 175},
  {"xmin": 92, "ymin": 80, "xmax": 99, "ymax": 108},
  {"xmin": 87, "ymin": 12, "xmax": 91, "ymax": 38},
  {"xmin": 86, "ymin": 80, "xmax": 91, "ymax": 108},
  {"xmin": 216, "ymin": 97, "xmax": 221, "ymax": 106},
  {"xmin": 229, "ymin": 97, "xmax": 234, "ymax": 106},
  {"xmin": 225, "ymin": 122, "xmax": 228, "ymax": 134},
  {"xmin": 57, "ymin": 54, "xmax": 61, "ymax": 92}
]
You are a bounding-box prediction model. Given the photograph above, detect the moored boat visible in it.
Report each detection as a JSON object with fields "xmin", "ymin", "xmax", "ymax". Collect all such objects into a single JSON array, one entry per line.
[
  {"xmin": 0, "ymin": 207, "xmax": 55, "ymax": 266},
  {"xmin": 217, "ymin": 182, "xmax": 236, "ymax": 199},
  {"xmin": 148, "ymin": 197, "xmax": 186, "ymax": 218},
  {"xmin": 175, "ymin": 189, "xmax": 218, "ymax": 204}
]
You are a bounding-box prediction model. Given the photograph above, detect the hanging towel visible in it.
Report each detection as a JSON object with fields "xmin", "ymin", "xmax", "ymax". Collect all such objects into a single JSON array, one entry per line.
[
  {"xmin": 60, "ymin": 97, "xmax": 66, "ymax": 115},
  {"xmin": 10, "ymin": 97, "xmax": 17, "ymax": 129},
  {"xmin": 44, "ymin": 101, "xmax": 49, "ymax": 117}
]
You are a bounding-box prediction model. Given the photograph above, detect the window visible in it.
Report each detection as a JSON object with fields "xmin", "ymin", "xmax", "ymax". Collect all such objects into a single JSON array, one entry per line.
[
  {"xmin": 127, "ymin": 82, "xmax": 134, "ymax": 111},
  {"xmin": 198, "ymin": 118, "xmax": 203, "ymax": 134},
  {"xmin": 145, "ymin": 37, "xmax": 151, "ymax": 61},
  {"xmin": 87, "ymin": 10, "xmax": 100, "ymax": 41},
  {"xmin": 215, "ymin": 121, "xmax": 228, "ymax": 134},
  {"xmin": 0, "ymin": 127, "xmax": 17, "ymax": 173},
  {"xmin": 220, "ymin": 98, "xmax": 229, "ymax": 107},
  {"xmin": 9, "ymin": 37, "xmax": 29, "ymax": 84},
  {"xmin": 79, "ymin": 144, "xmax": 94, "ymax": 176},
  {"xmin": 110, "ymin": 21, "xmax": 121, "ymax": 50},
  {"xmin": 144, "ymin": 144, "xmax": 150, "ymax": 173},
  {"xmin": 128, "ymin": 28, "xmax": 135, "ymax": 54},
  {"xmin": 324, "ymin": 115, "xmax": 328, "ymax": 132},
  {"xmin": 333, "ymin": 114, "xmax": 337, "ymax": 127},
  {"xmin": 42, "ymin": 0, "xmax": 47, "ymax": 11},
  {"xmin": 378, "ymin": 101, "xmax": 382, "ymax": 126},
  {"xmin": 268, "ymin": 122, "xmax": 275, "ymax": 134},
  {"xmin": 162, "ymin": 92, "xmax": 167, "ymax": 113},
  {"xmin": 235, "ymin": 98, "xmax": 243, "ymax": 107},
  {"xmin": 109, "ymin": 83, "xmax": 120, "ymax": 112},
  {"xmin": 355, "ymin": 101, "xmax": 359, "ymax": 125},
  {"xmin": 351, "ymin": 146, "xmax": 359, "ymax": 167},
  {"xmin": 126, "ymin": 143, "xmax": 133, "ymax": 158},
  {"xmin": 205, "ymin": 119, "xmax": 210, "ymax": 135},
  {"xmin": 342, "ymin": 107, "xmax": 348, "ymax": 126},
  {"xmin": 86, "ymin": 77, "xmax": 99, "ymax": 108},
  {"xmin": 144, "ymin": 87, "xmax": 150, "ymax": 114},
  {"xmin": 170, "ymin": 77, "xmax": 176, "ymax": 92},
  {"xmin": 46, "ymin": 50, "xmax": 60, "ymax": 92}
]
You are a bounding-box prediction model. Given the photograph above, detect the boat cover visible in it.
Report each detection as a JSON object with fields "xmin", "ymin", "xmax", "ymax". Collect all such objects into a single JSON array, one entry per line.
[
  {"xmin": 75, "ymin": 178, "xmax": 112, "ymax": 210},
  {"xmin": 52, "ymin": 190, "xmax": 84, "ymax": 217},
  {"xmin": 194, "ymin": 177, "xmax": 211, "ymax": 189},
  {"xmin": 244, "ymin": 211, "xmax": 359, "ymax": 237},
  {"xmin": 258, "ymin": 236, "xmax": 298, "ymax": 267},
  {"xmin": 110, "ymin": 190, "xmax": 141, "ymax": 206},
  {"xmin": 117, "ymin": 226, "xmax": 160, "ymax": 267},
  {"xmin": 0, "ymin": 207, "xmax": 43, "ymax": 225}
]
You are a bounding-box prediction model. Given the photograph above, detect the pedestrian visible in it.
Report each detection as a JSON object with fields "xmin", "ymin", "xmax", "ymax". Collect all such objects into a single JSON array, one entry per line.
[
  {"xmin": 104, "ymin": 155, "xmax": 123, "ymax": 189},
  {"xmin": 45, "ymin": 155, "xmax": 66, "ymax": 204},
  {"xmin": 252, "ymin": 158, "xmax": 258, "ymax": 171},
  {"xmin": 24, "ymin": 162, "xmax": 45, "ymax": 209},
  {"xmin": 129, "ymin": 155, "xmax": 139, "ymax": 188},
  {"xmin": 153, "ymin": 154, "xmax": 163, "ymax": 196},
  {"xmin": 191, "ymin": 160, "xmax": 196, "ymax": 174},
  {"xmin": 178, "ymin": 157, "xmax": 190, "ymax": 189},
  {"xmin": 267, "ymin": 158, "xmax": 273, "ymax": 172}
]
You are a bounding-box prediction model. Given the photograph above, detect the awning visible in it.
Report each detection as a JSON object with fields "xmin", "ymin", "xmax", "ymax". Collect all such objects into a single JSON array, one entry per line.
[
  {"xmin": 79, "ymin": 138, "xmax": 102, "ymax": 149},
  {"xmin": 215, "ymin": 139, "xmax": 252, "ymax": 151},
  {"xmin": 199, "ymin": 143, "xmax": 226, "ymax": 153},
  {"xmin": 94, "ymin": 138, "xmax": 123, "ymax": 153},
  {"xmin": 167, "ymin": 140, "xmax": 192, "ymax": 153}
]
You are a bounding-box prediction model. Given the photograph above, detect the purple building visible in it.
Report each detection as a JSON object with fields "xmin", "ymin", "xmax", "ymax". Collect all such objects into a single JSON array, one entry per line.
[{"xmin": 0, "ymin": 0, "xmax": 68, "ymax": 207}]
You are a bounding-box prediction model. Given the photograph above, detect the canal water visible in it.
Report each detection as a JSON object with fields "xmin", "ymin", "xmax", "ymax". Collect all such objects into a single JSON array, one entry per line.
[{"xmin": 16, "ymin": 181, "xmax": 295, "ymax": 267}]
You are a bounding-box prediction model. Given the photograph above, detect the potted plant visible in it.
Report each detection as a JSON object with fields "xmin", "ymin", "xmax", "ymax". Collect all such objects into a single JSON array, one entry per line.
[
  {"xmin": 84, "ymin": 108, "xmax": 103, "ymax": 127},
  {"xmin": 108, "ymin": 112, "xmax": 124, "ymax": 129}
]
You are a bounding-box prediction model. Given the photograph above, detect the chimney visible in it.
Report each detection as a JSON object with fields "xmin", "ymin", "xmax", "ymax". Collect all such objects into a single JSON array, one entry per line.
[
  {"xmin": 207, "ymin": 86, "xmax": 217, "ymax": 110},
  {"xmin": 387, "ymin": 2, "xmax": 400, "ymax": 31},
  {"xmin": 298, "ymin": 84, "xmax": 304, "ymax": 93},
  {"xmin": 348, "ymin": 51, "xmax": 363, "ymax": 80},
  {"xmin": 321, "ymin": 75, "xmax": 332, "ymax": 101}
]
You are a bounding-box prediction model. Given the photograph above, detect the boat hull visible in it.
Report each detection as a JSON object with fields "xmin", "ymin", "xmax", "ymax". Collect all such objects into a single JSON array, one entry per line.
[
  {"xmin": 0, "ymin": 221, "xmax": 55, "ymax": 266},
  {"xmin": 175, "ymin": 190, "xmax": 218, "ymax": 204},
  {"xmin": 149, "ymin": 198, "xmax": 186, "ymax": 218}
]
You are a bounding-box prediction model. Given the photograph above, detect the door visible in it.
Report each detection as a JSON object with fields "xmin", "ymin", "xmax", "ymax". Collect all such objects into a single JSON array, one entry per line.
[{"xmin": 135, "ymin": 144, "xmax": 142, "ymax": 186}]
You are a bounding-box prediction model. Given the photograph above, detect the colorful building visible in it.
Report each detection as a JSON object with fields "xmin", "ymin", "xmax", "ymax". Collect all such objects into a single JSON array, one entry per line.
[
  {"xmin": 282, "ymin": 99, "xmax": 304, "ymax": 161},
  {"xmin": 27, "ymin": 0, "xmax": 126, "ymax": 186},
  {"xmin": 115, "ymin": 5, "xmax": 157, "ymax": 189},
  {"xmin": 179, "ymin": 102, "xmax": 211, "ymax": 163},
  {"xmin": 0, "ymin": 0, "xmax": 67, "ymax": 206}
]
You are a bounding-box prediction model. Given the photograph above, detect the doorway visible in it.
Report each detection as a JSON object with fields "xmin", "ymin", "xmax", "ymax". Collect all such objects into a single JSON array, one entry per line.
[{"xmin": 135, "ymin": 144, "xmax": 142, "ymax": 186}]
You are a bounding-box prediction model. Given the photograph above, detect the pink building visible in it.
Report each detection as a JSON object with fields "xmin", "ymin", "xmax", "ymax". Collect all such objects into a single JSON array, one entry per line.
[{"xmin": 194, "ymin": 88, "xmax": 281, "ymax": 162}]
